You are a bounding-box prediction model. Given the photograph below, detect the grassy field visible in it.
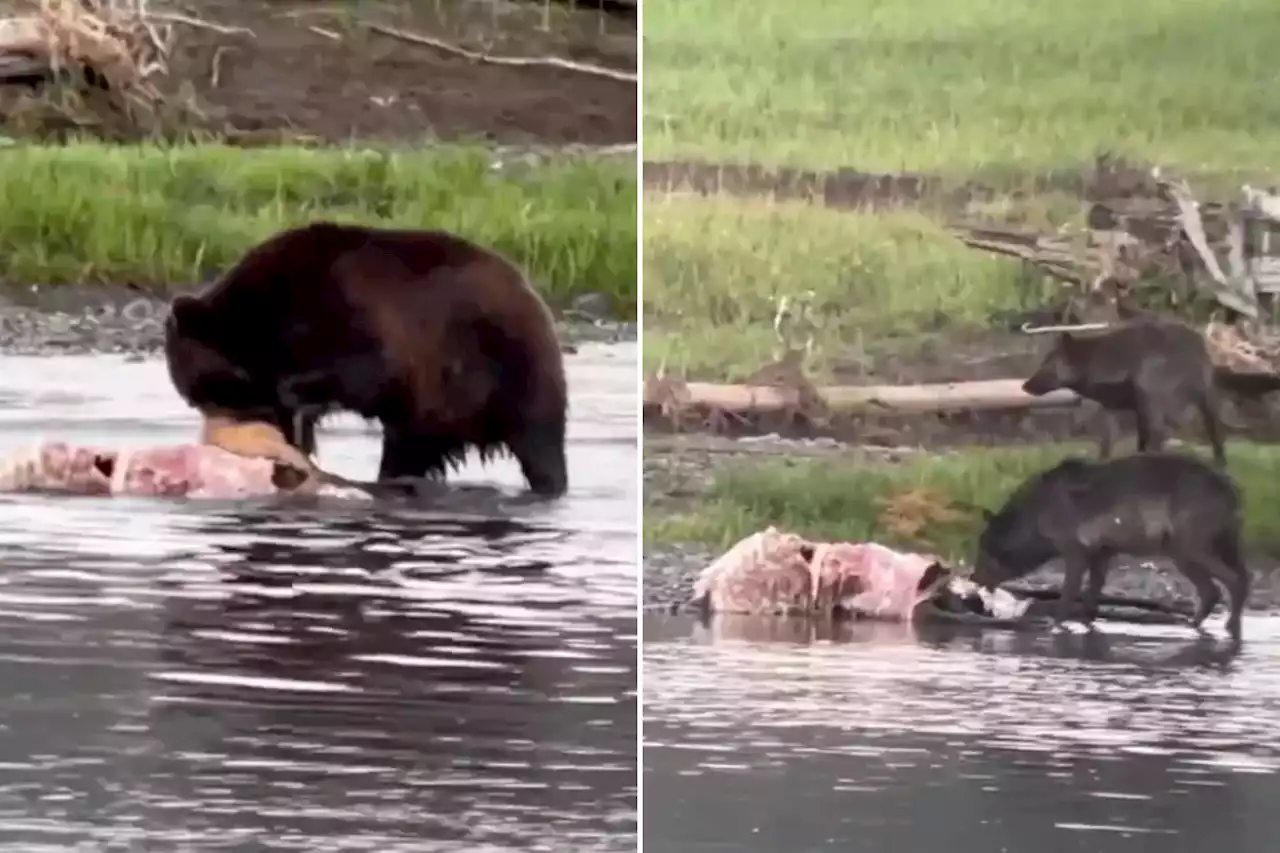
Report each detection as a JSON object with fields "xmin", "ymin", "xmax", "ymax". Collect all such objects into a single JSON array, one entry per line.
[
  {"xmin": 0, "ymin": 143, "xmax": 637, "ymax": 316},
  {"xmin": 643, "ymin": 0, "xmax": 1280, "ymax": 564},
  {"xmin": 644, "ymin": 443, "xmax": 1280, "ymax": 562},
  {"xmin": 643, "ymin": 194, "xmax": 1034, "ymax": 378},
  {"xmin": 644, "ymin": 0, "xmax": 1280, "ymax": 175},
  {"xmin": 642, "ymin": 0, "xmax": 1280, "ymax": 381}
]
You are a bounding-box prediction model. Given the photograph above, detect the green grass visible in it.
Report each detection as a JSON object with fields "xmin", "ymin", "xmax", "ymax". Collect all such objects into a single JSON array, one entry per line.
[
  {"xmin": 0, "ymin": 142, "xmax": 637, "ymax": 316},
  {"xmin": 643, "ymin": 193, "xmax": 1029, "ymax": 378},
  {"xmin": 644, "ymin": 443, "xmax": 1280, "ymax": 563},
  {"xmin": 644, "ymin": 0, "xmax": 1280, "ymax": 175}
]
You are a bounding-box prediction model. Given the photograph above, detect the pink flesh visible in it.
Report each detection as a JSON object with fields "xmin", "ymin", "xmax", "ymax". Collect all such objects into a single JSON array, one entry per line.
[
  {"xmin": 113, "ymin": 444, "xmax": 280, "ymax": 498},
  {"xmin": 694, "ymin": 527, "xmax": 943, "ymax": 621},
  {"xmin": 0, "ymin": 441, "xmax": 282, "ymax": 498}
]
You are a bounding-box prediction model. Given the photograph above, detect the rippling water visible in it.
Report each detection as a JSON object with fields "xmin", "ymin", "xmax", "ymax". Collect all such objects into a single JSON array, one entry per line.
[
  {"xmin": 0, "ymin": 343, "xmax": 638, "ymax": 852},
  {"xmin": 644, "ymin": 611, "xmax": 1280, "ymax": 852}
]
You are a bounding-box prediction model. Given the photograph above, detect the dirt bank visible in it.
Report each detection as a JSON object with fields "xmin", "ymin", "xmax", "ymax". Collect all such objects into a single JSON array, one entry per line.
[
  {"xmin": 641, "ymin": 154, "xmax": 1165, "ymax": 212},
  {"xmin": 2, "ymin": 0, "xmax": 637, "ymax": 146}
]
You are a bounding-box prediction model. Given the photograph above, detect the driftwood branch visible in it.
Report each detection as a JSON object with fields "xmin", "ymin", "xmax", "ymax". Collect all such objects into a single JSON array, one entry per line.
[
  {"xmin": 1165, "ymin": 179, "xmax": 1258, "ymax": 318},
  {"xmin": 368, "ymin": 23, "xmax": 636, "ymax": 83},
  {"xmin": 951, "ymin": 156, "xmax": 1280, "ymax": 323},
  {"xmin": 644, "ymin": 378, "xmax": 1082, "ymax": 417},
  {"xmin": 951, "ymin": 225, "xmax": 1095, "ymax": 287},
  {"xmin": 1021, "ymin": 321, "xmax": 1109, "ymax": 334},
  {"xmin": 0, "ymin": 52, "xmax": 48, "ymax": 79},
  {"xmin": 1166, "ymin": 180, "xmax": 1230, "ymax": 285},
  {"xmin": 0, "ymin": 1, "xmax": 168, "ymax": 97}
]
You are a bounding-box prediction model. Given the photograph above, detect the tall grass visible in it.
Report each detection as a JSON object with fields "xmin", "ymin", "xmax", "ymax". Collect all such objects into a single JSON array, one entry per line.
[
  {"xmin": 644, "ymin": 0, "xmax": 1280, "ymax": 174},
  {"xmin": 0, "ymin": 143, "xmax": 638, "ymax": 315},
  {"xmin": 643, "ymin": 194, "xmax": 1025, "ymax": 377}
]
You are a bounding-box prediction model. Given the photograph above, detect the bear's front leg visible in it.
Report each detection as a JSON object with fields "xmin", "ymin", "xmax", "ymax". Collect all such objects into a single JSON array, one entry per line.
[{"xmin": 377, "ymin": 423, "xmax": 450, "ymax": 484}]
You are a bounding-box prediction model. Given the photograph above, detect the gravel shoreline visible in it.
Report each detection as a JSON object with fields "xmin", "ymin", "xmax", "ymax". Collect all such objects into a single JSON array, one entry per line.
[
  {"xmin": 643, "ymin": 545, "xmax": 1280, "ymax": 615},
  {"xmin": 0, "ymin": 285, "xmax": 636, "ymax": 357},
  {"xmin": 643, "ymin": 433, "xmax": 1280, "ymax": 613}
]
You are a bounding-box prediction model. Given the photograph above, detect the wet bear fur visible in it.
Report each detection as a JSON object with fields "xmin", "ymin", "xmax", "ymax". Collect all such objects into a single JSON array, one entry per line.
[{"xmin": 163, "ymin": 221, "xmax": 569, "ymax": 497}]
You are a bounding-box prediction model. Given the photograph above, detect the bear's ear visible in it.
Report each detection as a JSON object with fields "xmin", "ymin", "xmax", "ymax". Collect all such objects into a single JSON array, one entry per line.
[
  {"xmin": 167, "ymin": 295, "xmax": 215, "ymax": 342},
  {"xmin": 978, "ymin": 507, "xmax": 995, "ymax": 522}
]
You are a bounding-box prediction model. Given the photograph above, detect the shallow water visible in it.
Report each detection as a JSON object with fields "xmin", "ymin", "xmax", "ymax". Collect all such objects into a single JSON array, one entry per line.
[
  {"xmin": 644, "ymin": 611, "xmax": 1280, "ymax": 853},
  {"xmin": 0, "ymin": 343, "xmax": 638, "ymax": 852}
]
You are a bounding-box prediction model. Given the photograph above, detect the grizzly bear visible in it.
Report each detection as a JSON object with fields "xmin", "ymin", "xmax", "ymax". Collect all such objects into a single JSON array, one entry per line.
[{"xmin": 163, "ymin": 221, "xmax": 569, "ymax": 497}]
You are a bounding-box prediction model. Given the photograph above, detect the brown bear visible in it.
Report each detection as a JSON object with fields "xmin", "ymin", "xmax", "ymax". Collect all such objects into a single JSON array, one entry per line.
[{"xmin": 163, "ymin": 221, "xmax": 569, "ymax": 497}]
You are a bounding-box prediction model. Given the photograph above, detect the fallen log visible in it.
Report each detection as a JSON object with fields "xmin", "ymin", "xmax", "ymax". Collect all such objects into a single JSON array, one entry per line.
[{"xmin": 644, "ymin": 378, "xmax": 1082, "ymax": 416}]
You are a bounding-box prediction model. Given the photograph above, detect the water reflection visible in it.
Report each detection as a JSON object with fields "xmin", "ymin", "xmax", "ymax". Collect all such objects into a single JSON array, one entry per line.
[
  {"xmin": 0, "ymin": 344, "xmax": 638, "ymax": 852},
  {"xmin": 643, "ymin": 612, "xmax": 1280, "ymax": 852}
]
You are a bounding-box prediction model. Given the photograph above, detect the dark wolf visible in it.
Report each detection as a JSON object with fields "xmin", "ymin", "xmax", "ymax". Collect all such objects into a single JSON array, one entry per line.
[
  {"xmin": 969, "ymin": 452, "xmax": 1249, "ymax": 642},
  {"xmin": 1021, "ymin": 317, "xmax": 1280, "ymax": 467}
]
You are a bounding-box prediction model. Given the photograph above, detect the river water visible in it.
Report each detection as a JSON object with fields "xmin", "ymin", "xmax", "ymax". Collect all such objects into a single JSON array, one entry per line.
[
  {"xmin": 0, "ymin": 342, "xmax": 638, "ymax": 852},
  {"xmin": 644, "ymin": 611, "xmax": 1280, "ymax": 853}
]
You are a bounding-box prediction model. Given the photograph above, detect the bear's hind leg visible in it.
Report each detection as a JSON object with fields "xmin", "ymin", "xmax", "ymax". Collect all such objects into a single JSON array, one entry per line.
[{"xmin": 506, "ymin": 419, "xmax": 568, "ymax": 497}]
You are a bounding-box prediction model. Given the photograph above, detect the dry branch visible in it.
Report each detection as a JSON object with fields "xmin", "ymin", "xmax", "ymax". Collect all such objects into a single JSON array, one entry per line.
[
  {"xmin": 952, "ymin": 225, "xmax": 1100, "ymax": 287},
  {"xmin": 368, "ymin": 23, "xmax": 636, "ymax": 83},
  {"xmin": 1165, "ymin": 178, "xmax": 1258, "ymax": 318},
  {"xmin": 208, "ymin": 44, "xmax": 226, "ymax": 87},
  {"xmin": 148, "ymin": 11, "xmax": 251, "ymax": 37}
]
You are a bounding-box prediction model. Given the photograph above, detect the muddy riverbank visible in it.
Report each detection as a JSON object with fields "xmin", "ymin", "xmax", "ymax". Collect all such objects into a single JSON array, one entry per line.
[{"xmin": 3, "ymin": 0, "xmax": 636, "ymax": 147}]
